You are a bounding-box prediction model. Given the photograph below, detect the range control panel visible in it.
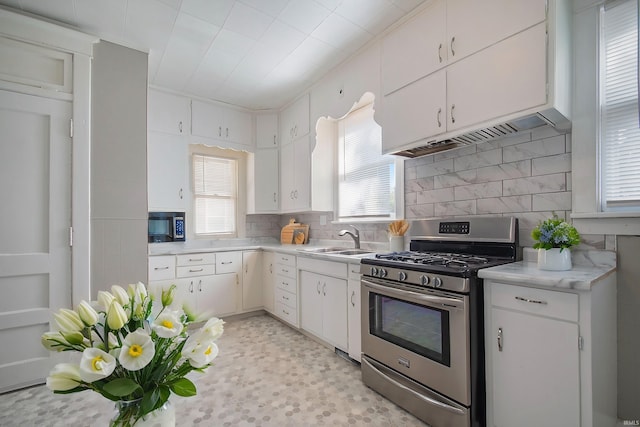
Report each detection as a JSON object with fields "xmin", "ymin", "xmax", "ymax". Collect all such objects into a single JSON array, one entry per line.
[{"xmin": 439, "ymin": 221, "xmax": 470, "ymax": 234}]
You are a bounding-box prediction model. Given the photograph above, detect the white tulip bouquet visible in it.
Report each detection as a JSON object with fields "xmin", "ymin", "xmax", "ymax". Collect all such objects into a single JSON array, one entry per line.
[{"xmin": 41, "ymin": 282, "xmax": 223, "ymax": 426}]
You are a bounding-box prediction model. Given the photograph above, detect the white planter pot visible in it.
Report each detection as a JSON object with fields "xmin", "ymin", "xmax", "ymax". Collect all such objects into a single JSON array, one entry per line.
[{"xmin": 537, "ymin": 248, "xmax": 572, "ymax": 271}]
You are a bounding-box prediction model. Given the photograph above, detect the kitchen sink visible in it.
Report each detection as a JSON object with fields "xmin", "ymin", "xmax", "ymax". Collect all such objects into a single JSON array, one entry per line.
[
  {"xmin": 330, "ymin": 249, "xmax": 374, "ymax": 256},
  {"xmin": 299, "ymin": 247, "xmax": 374, "ymax": 256},
  {"xmin": 300, "ymin": 247, "xmax": 347, "ymax": 253}
]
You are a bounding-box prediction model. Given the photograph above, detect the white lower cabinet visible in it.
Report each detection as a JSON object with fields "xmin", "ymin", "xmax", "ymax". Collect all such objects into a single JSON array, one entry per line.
[
  {"xmin": 298, "ymin": 258, "xmax": 348, "ymax": 352},
  {"xmin": 262, "ymin": 251, "xmax": 275, "ymax": 314},
  {"xmin": 484, "ymin": 278, "xmax": 617, "ymax": 427},
  {"xmin": 347, "ymin": 263, "xmax": 361, "ymax": 362},
  {"xmin": 273, "ymin": 252, "xmax": 298, "ymax": 326},
  {"xmin": 242, "ymin": 250, "xmax": 262, "ymax": 311}
]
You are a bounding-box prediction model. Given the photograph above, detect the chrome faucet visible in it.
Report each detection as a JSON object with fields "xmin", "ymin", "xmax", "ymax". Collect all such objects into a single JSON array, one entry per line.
[{"xmin": 338, "ymin": 225, "xmax": 360, "ymax": 249}]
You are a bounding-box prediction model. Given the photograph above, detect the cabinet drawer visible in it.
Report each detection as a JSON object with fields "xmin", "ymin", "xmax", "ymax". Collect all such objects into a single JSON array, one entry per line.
[
  {"xmin": 149, "ymin": 256, "xmax": 176, "ymax": 281},
  {"xmin": 490, "ymin": 282, "xmax": 578, "ymax": 323},
  {"xmin": 348, "ymin": 263, "xmax": 361, "ymax": 280},
  {"xmin": 274, "ymin": 252, "xmax": 296, "ymax": 267},
  {"xmin": 276, "ymin": 274, "xmax": 297, "ymax": 295},
  {"xmin": 177, "ymin": 265, "xmax": 216, "ymax": 278},
  {"xmin": 275, "ymin": 263, "xmax": 296, "ymax": 279},
  {"xmin": 176, "ymin": 253, "xmax": 215, "ymax": 266},
  {"xmin": 216, "ymin": 251, "xmax": 242, "ymax": 274},
  {"xmin": 275, "ymin": 301, "xmax": 298, "ymax": 326},
  {"xmin": 275, "ymin": 287, "xmax": 297, "ymax": 310}
]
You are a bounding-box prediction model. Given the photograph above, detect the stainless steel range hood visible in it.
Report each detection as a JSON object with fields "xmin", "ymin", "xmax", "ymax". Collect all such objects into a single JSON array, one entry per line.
[{"xmin": 391, "ymin": 107, "xmax": 571, "ymax": 158}]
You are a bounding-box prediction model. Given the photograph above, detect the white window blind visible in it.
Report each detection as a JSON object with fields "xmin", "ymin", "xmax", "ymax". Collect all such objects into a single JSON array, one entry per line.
[
  {"xmin": 338, "ymin": 104, "xmax": 396, "ymax": 219},
  {"xmin": 600, "ymin": 0, "xmax": 640, "ymax": 210},
  {"xmin": 193, "ymin": 154, "xmax": 237, "ymax": 235}
]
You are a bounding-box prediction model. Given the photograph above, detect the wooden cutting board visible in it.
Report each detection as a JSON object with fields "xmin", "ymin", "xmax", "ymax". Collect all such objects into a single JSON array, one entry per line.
[{"xmin": 281, "ymin": 219, "xmax": 309, "ymax": 244}]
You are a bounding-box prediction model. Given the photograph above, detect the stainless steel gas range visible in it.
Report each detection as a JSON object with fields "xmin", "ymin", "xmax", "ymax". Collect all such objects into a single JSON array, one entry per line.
[{"xmin": 360, "ymin": 216, "xmax": 520, "ymax": 427}]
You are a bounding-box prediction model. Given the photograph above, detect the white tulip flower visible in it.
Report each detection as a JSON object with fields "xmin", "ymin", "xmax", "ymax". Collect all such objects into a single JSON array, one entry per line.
[
  {"xmin": 107, "ymin": 300, "xmax": 128, "ymax": 330},
  {"xmin": 79, "ymin": 348, "xmax": 116, "ymax": 382},
  {"xmin": 111, "ymin": 285, "xmax": 130, "ymax": 307},
  {"xmin": 183, "ymin": 331, "xmax": 219, "ymax": 368},
  {"xmin": 151, "ymin": 311, "xmax": 182, "ymax": 338},
  {"xmin": 77, "ymin": 300, "xmax": 99, "ymax": 326},
  {"xmin": 54, "ymin": 308, "xmax": 84, "ymax": 333},
  {"xmin": 119, "ymin": 329, "xmax": 155, "ymax": 371},
  {"xmin": 41, "ymin": 331, "xmax": 67, "ymax": 351},
  {"xmin": 97, "ymin": 291, "xmax": 116, "ymax": 312},
  {"xmin": 200, "ymin": 317, "xmax": 225, "ymax": 341},
  {"xmin": 46, "ymin": 363, "xmax": 82, "ymax": 391}
]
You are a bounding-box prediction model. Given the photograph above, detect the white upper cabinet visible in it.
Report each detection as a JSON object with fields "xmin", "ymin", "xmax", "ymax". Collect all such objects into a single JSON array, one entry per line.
[
  {"xmin": 256, "ymin": 113, "xmax": 279, "ymax": 148},
  {"xmin": 253, "ymin": 148, "xmax": 279, "ymax": 213},
  {"xmin": 148, "ymin": 131, "xmax": 189, "ymax": 211},
  {"xmin": 280, "ymin": 135, "xmax": 311, "ymax": 212},
  {"xmin": 148, "ymin": 89, "xmax": 190, "ymax": 135},
  {"xmin": 446, "ymin": 0, "xmax": 546, "ymax": 64},
  {"xmin": 191, "ymin": 99, "xmax": 253, "ymax": 147},
  {"xmin": 381, "ymin": 0, "xmax": 446, "ymax": 95},
  {"xmin": 280, "ymin": 93, "xmax": 310, "ymax": 145}
]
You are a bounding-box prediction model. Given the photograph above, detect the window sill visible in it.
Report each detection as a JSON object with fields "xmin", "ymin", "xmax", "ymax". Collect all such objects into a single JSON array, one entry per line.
[{"xmin": 570, "ymin": 212, "xmax": 640, "ymax": 235}]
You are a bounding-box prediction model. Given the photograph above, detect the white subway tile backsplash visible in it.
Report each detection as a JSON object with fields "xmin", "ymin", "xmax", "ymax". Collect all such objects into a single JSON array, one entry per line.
[
  {"xmin": 434, "ymin": 170, "xmax": 478, "ymax": 188},
  {"xmin": 405, "ymin": 177, "xmax": 434, "ymax": 192},
  {"xmin": 478, "ymin": 131, "xmax": 532, "ymax": 151},
  {"xmin": 433, "ymin": 144, "xmax": 477, "ymax": 160},
  {"xmin": 532, "ymin": 191, "xmax": 572, "ymax": 211},
  {"xmin": 417, "ymin": 188, "xmax": 455, "ymax": 204},
  {"xmin": 503, "ymin": 173, "xmax": 566, "ymax": 196},
  {"xmin": 454, "ymin": 148, "xmax": 502, "ymax": 172},
  {"xmin": 407, "ymin": 203, "xmax": 435, "ymax": 219},
  {"xmin": 477, "ymin": 195, "xmax": 532, "ymax": 214},
  {"xmin": 503, "ymin": 135, "xmax": 566, "ymax": 162},
  {"xmin": 417, "ymin": 158, "xmax": 454, "ymax": 178},
  {"xmin": 476, "ymin": 160, "xmax": 531, "ymax": 182},
  {"xmin": 531, "ymin": 153, "xmax": 571, "ymax": 176},
  {"xmin": 434, "ymin": 200, "xmax": 476, "ymax": 216},
  {"xmin": 454, "ymin": 181, "xmax": 502, "ymax": 201}
]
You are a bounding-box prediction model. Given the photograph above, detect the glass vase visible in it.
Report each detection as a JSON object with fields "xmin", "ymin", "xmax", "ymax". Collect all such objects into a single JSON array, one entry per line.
[{"xmin": 110, "ymin": 399, "xmax": 175, "ymax": 427}]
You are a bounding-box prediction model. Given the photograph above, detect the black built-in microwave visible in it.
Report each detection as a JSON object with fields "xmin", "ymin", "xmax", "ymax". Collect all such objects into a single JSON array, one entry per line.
[{"xmin": 148, "ymin": 211, "xmax": 185, "ymax": 243}]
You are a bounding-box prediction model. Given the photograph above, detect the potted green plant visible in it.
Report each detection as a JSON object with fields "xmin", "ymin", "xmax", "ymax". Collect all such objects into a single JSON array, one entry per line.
[{"xmin": 531, "ymin": 215, "xmax": 581, "ymax": 270}]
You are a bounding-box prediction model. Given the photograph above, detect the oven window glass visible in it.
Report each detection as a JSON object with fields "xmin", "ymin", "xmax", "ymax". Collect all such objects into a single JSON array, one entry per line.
[{"xmin": 370, "ymin": 292, "xmax": 451, "ymax": 366}]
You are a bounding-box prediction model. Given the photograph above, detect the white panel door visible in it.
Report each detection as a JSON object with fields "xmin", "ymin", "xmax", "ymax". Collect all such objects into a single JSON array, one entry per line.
[
  {"xmin": 254, "ymin": 148, "xmax": 279, "ymax": 212},
  {"xmin": 0, "ymin": 89, "xmax": 72, "ymax": 392}
]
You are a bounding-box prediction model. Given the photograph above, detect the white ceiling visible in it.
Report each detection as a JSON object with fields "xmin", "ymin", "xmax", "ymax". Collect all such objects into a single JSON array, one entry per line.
[{"xmin": 0, "ymin": 0, "xmax": 426, "ymax": 110}]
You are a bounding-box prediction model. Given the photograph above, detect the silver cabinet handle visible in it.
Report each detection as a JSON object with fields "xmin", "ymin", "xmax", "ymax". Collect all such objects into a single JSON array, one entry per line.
[
  {"xmin": 273, "ymin": 192, "xmax": 277, "ymax": 202},
  {"xmin": 218, "ymin": 126, "xmax": 222, "ymax": 137},
  {"xmin": 154, "ymin": 266, "xmax": 169, "ymax": 270},
  {"xmin": 322, "ymin": 283, "xmax": 326, "ymax": 296},
  {"xmin": 189, "ymin": 258, "xmax": 203, "ymax": 262},
  {"xmin": 179, "ymin": 188, "xmax": 183, "ymax": 199},
  {"xmin": 226, "ymin": 127, "xmax": 229, "ymax": 138},
  {"xmin": 189, "ymin": 281, "xmax": 194, "ymax": 293},
  {"xmin": 198, "ymin": 279, "xmax": 202, "ymax": 292},
  {"xmin": 438, "ymin": 43, "xmax": 443, "ymax": 63},
  {"xmin": 437, "ymin": 108, "xmax": 442, "ymax": 128},
  {"xmin": 317, "ymin": 281, "xmax": 321, "ymax": 294},
  {"xmin": 273, "ymin": 135, "xmax": 276, "ymax": 145},
  {"xmin": 189, "ymin": 268, "xmax": 203, "ymax": 272},
  {"xmin": 269, "ymin": 263, "xmax": 273, "ymax": 274},
  {"xmin": 497, "ymin": 327, "xmax": 503, "ymax": 352},
  {"xmin": 450, "ymin": 104, "xmax": 456, "ymax": 124},
  {"xmin": 282, "ymin": 308, "xmax": 290, "ymax": 316},
  {"xmin": 450, "ymin": 36, "xmax": 456, "ymax": 56},
  {"xmin": 282, "ymin": 268, "xmax": 289, "ymax": 274},
  {"xmin": 351, "ymin": 291, "xmax": 356, "ymax": 307},
  {"xmin": 221, "ymin": 261, "xmax": 233, "ymax": 265},
  {"xmin": 178, "ymin": 121, "xmax": 183, "ymax": 133},
  {"xmin": 515, "ymin": 296, "xmax": 548, "ymax": 305},
  {"xmin": 293, "ymin": 190, "xmax": 298, "ymax": 199}
]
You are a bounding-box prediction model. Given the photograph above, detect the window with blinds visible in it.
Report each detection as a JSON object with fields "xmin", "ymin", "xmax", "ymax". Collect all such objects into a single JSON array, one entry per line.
[
  {"xmin": 337, "ymin": 104, "xmax": 396, "ymax": 219},
  {"xmin": 193, "ymin": 154, "xmax": 237, "ymax": 235},
  {"xmin": 600, "ymin": 0, "xmax": 640, "ymax": 211}
]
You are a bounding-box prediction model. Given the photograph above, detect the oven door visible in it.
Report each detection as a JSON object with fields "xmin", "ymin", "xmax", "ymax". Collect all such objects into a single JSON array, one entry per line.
[{"xmin": 361, "ymin": 278, "xmax": 470, "ymax": 406}]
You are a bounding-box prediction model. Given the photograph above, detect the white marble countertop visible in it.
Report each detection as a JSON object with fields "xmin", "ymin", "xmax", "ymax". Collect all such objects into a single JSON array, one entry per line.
[{"xmin": 478, "ymin": 248, "xmax": 617, "ymax": 291}]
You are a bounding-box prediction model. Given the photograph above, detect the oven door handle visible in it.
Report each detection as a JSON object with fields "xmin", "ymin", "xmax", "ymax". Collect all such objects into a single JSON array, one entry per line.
[
  {"xmin": 362, "ymin": 280, "xmax": 464, "ymax": 309},
  {"xmin": 362, "ymin": 357, "xmax": 466, "ymax": 416}
]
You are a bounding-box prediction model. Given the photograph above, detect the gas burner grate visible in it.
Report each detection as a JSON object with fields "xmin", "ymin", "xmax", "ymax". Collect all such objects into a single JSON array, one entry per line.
[{"xmin": 375, "ymin": 251, "xmax": 491, "ymax": 269}]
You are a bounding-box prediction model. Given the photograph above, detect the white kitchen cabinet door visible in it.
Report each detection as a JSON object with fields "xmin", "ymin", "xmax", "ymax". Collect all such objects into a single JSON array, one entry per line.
[
  {"xmin": 148, "ymin": 89, "xmax": 190, "ymax": 135},
  {"xmin": 242, "ymin": 250, "xmax": 263, "ymax": 311},
  {"xmin": 347, "ymin": 278, "xmax": 361, "ymax": 362},
  {"xmin": 321, "ymin": 275, "xmax": 348, "ymax": 351},
  {"xmin": 489, "ymin": 307, "xmax": 580, "ymax": 427},
  {"xmin": 198, "ymin": 273, "xmax": 238, "ymax": 317},
  {"xmin": 256, "ymin": 113, "xmax": 278, "ymax": 148},
  {"xmin": 381, "ymin": 0, "xmax": 446, "ymax": 95},
  {"xmin": 147, "ymin": 131, "xmax": 188, "ymax": 210},
  {"xmin": 381, "ymin": 70, "xmax": 446, "ymax": 154},
  {"xmin": 192, "ymin": 100, "xmax": 253, "ymax": 146},
  {"xmin": 254, "ymin": 148, "xmax": 279, "ymax": 212},
  {"xmin": 300, "ymin": 271, "xmax": 324, "ymax": 338},
  {"xmin": 446, "ymin": 23, "xmax": 547, "ymax": 132},
  {"xmin": 280, "ymin": 142, "xmax": 295, "ymax": 212},
  {"xmin": 262, "ymin": 251, "xmax": 275, "ymax": 313},
  {"xmin": 446, "ymin": 0, "xmax": 546, "ymax": 65},
  {"xmin": 292, "ymin": 136, "xmax": 310, "ymax": 211},
  {"xmin": 280, "ymin": 93, "xmax": 309, "ymax": 144}
]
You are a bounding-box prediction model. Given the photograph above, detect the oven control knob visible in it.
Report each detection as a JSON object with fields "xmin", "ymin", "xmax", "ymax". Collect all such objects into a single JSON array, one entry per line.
[
  {"xmin": 420, "ymin": 275, "xmax": 430, "ymax": 286},
  {"xmin": 398, "ymin": 271, "xmax": 407, "ymax": 281},
  {"xmin": 432, "ymin": 277, "xmax": 443, "ymax": 288},
  {"xmin": 379, "ymin": 268, "xmax": 388, "ymax": 278},
  {"xmin": 371, "ymin": 267, "xmax": 378, "ymax": 276}
]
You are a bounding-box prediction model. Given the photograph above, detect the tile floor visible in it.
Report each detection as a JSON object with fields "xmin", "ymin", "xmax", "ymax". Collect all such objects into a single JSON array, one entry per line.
[{"xmin": 0, "ymin": 314, "xmax": 426, "ymax": 426}]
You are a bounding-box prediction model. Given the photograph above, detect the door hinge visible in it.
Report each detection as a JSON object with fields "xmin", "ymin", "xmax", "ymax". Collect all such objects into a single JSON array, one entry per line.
[
  {"xmin": 69, "ymin": 226, "xmax": 73, "ymax": 247},
  {"xmin": 578, "ymin": 335, "xmax": 584, "ymax": 351},
  {"xmin": 69, "ymin": 118, "xmax": 74, "ymax": 138}
]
